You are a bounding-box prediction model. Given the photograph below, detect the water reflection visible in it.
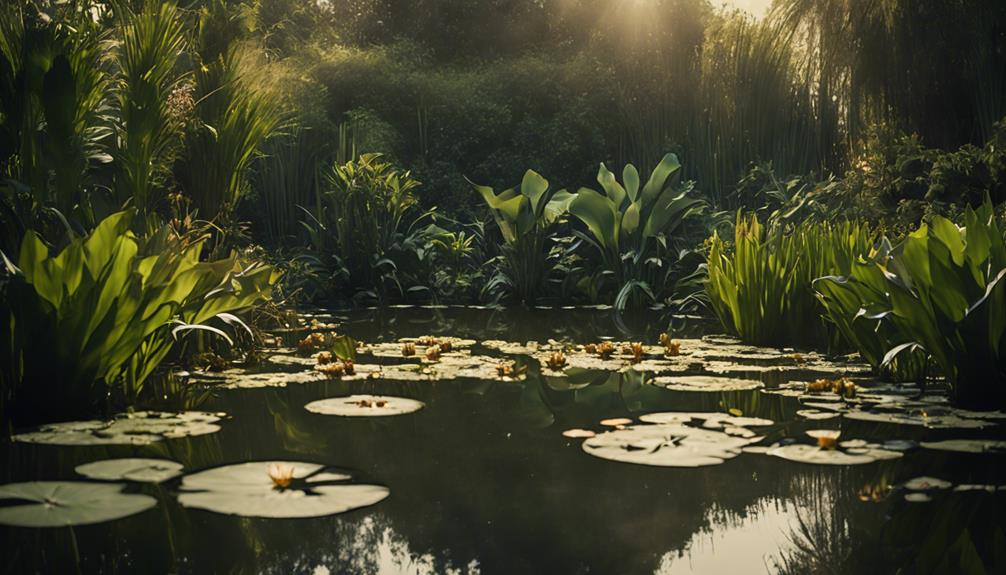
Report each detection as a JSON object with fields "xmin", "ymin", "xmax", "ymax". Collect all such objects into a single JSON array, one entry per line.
[{"xmin": 2, "ymin": 307, "xmax": 1003, "ymax": 574}]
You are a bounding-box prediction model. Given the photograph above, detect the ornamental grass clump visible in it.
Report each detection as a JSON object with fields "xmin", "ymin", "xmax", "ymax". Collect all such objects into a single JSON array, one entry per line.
[{"xmin": 705, "ymin": 213, "xmax": 874, "ymax": 348}]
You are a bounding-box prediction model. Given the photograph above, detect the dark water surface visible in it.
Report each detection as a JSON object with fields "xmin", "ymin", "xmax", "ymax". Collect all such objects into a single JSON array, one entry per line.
[{"xmin": 2, "ymin": 307, "xmax": 1004, "ymax": 574}]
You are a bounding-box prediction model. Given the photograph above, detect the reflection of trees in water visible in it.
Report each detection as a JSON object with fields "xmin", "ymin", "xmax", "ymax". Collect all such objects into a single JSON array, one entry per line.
[{"xmin": 770, "ymin": 468, "xmax": 888, "ymax": 575}]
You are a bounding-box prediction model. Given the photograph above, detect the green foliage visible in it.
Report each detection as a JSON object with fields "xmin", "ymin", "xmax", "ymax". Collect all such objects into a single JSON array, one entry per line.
[
  {"xmin": 175, "ymin": 46, "xmax": 282, "ymax": 221},
  {"xmin": 470, "ymin": 169, "xmax": 574, "ymax": 305},
  {"xmin": 706, "ymin": 213, "xmax": 875, "ymax": 347},
  {"xmin": 0, "ymin": 210, "xmax": 279, "ymax": 424},
  {"xmin": 303, "ymin": 153, "xmax": 432, "ymax": 300},
  {"xmin": 111, "ymin": 1, "xmax": 188, "ymax": 222},
  {"xmin": 568, "ymin": 153, "xmax": 704, "ymax": 308},
  {"xmin": 816, "ymin": 203, "xmax": 1006, "ymax": 408},
  {"xmin": 0, "ymin": 2, "xmax": 110, "ymax": 224}
]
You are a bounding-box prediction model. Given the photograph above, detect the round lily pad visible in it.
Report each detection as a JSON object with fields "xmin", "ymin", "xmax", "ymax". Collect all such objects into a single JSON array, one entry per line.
[
  {"xmin": 919, "ymin": 439, "xmax": 1006, "ymax": 453},
  {"xmin": 177, "ymin": 461, "xmax": 388, "ymax": 518},
  {"xmin": 797, "ymin": 409, "xmax": 840, "ymax": 421},
  {"xmin": 13, "ymin": 411, "xmax": 224, "ymax": 446},
  {"xmin": 304, "ymin": 395, "xmax": 424, "ymax": 417},
  {"xmin": 0, "ymin": 482, "xmax": 156, "ymax": 527},
  {"xmin": 654, "ymin": 375, "xmax": 763, "ymax": 392},
  {"xmin": 75, "ymin": 458, "xmax": 184, "ymax": 483},
  {"xmin": 904, "ymin": 493, "xmax": 932, "ymax": 503},
  {"xmin": 904, "ymin": 476, "xmax": 952, "ymax": 491},
  {"xmin": 765, "ymin": 443, "xmax": 901, "ymax": 465},
  {"xmin": 582, "ymin": 424, "xmax": 756, "ymax": 467},
  {"xmin": 638, "ymin": 412, "xmax": 772, "ymax": 427},
  {"xmin": 562, "ymin": 428, "xmax": 596, "ymax": 438}
]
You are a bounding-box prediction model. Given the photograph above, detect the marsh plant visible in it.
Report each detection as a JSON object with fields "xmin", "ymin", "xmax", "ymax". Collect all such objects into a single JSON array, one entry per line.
[
  {"xmin": 303, "ymin": 153, "xmax": 434, "ymax": 301},
  {"xmin": 816, "ymin": 202, "xmax": 1006, "ymax": 408},
  {"xmin": 471, "ymin": 169, "xmax": 574, "ymax": 305},
  {"xmin": 706, "ymin": 213, "xmax": 875, "ymax": 348},
  {"xmin": 568, "ymin": 153, "xmax": 704, "ymax": 308},
  {"xmin": 0, "ymin": 211, "xmax": 278, "ymax": 424}
]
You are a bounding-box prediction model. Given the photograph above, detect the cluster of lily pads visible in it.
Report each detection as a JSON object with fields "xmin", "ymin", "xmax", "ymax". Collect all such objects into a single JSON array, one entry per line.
[{"xmin": 0, "ymin": 458, "xmax": 389, "ymax": 527}]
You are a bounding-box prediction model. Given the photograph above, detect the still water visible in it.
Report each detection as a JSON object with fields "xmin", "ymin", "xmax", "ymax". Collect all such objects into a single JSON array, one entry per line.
[{"xmin": 2, "ymin": 307, "xmax": 1004, "ymax": 574}]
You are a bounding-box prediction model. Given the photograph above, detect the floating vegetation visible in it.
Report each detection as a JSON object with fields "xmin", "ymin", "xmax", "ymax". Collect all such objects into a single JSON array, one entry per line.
[
  {"xmin": 296, "ymin": 332, "xmax": 327, "ymax": 355},
  {"xmin": 765, "ymin": 442, "xmax": 902, "ymax": 465},
  {"xmin": 654, "ymin": 375, "xmax": 764, "ymax": 392},
  {"xmin": 581, "ymin": 423, "xmax": 760, "ymax": 468},
  {"xmin": 495, "ymin": 361, "xmax": 527, "ymax": 379},
  {"xmin": 904, "ymin": 476, "xmax": 952, "ymax": 491},
  {"xmin": 0, "ymin": 482, "xmax": 156, "ymax": 527},
  {"xmin": 904, "ymin": 493, "xmax": 933, "ymax": 503},
  {"xmin": 919, "ymin": 439, "xmax": 1006, "ymax": 454},
  {"xmin": 796, "ymin": 409, "xmax": 841, "ymax": 421},
  {"xmin": 806, "ymin": 429, "xmax": 841, "ymax": 449},
  {"xmin": 599, "ymin": 418, "xmax": 632, "ymax": 427},
  {"xmin": 13, "ymin": 411, "xmax": 225, "ymax": 446},
  {"xmin": 75, "ymin": 459, "xmax": 184, "ymax": 483},
  {"xmin": 596, "ymin": 342, "xmax": 615, "ymax": 360},
  {"xmin": 562, "ymin": 428, "xmax": 596, "ymax": 438},
  {"xmin": 304, "ymin": 395, "xmax": 424, "ymax": 417},
  {"xmin": 638, "ymin": 412, "xmax": 774, "ymax": 428},
  {"xmin": 425, "ymin": 345, "xmax": 442, "ymax": 362},
  {"xmin": 545, "ymin": 351, "xmax": 568, "ymax": 371},
  {"xmin": 177, "ymin": 461, "xmax": 388, "ymax": 518},
  {"xmin": 806, "ymin": 377, "xmax": 857, "ymax": 398},
  {"xmin": 401, "ymin": 342, "xmax": 416, "ymax": 357}
]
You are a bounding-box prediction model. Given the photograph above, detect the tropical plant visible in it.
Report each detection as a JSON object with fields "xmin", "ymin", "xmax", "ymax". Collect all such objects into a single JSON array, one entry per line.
[
  {"xmin": 303, "ymin": 153, "xmax": 432, "ymax": 300},
  {"xmin": 813, "ymin": 241, "xmax": 929, "ymax": 383},
  {"xmin": 470, "ymin": 169, "xmax": 574, "ymax": 305},
  {"xmin": 0, "ymin": 1, "xmax": 111, "ymax": 226},
  {"xmin": 111, "ymin": 1, "xmax": 188, "ymax": 224},
  {"xmin": 567, "ymin": 153, "xmax": 704, "ymax": 308},
  {"xmin": 175, "ymin": 45, "xmax": 282, "ymax": 222},
  {"xmin": 815, "ymin": 202, "xmax": 1006, "ymax": 408},
  {"xmin": 706, "ymin": 213, "xmax": 875, "ymax": 347},
  {"xmin": 0, "ymin": 210, "xmax": 278, "ymax": 424}
]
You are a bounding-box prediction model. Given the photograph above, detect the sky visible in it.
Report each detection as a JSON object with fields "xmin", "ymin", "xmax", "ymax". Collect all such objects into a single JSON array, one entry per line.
[{"xmin": 717, "ymin": 0, "xmax": 773, "ymax": 18}]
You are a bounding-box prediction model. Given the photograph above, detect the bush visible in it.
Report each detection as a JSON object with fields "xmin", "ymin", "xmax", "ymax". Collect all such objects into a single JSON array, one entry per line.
[
  {"xmin": 815, "ymin": 202, "xmax": 1006, "ymax": 408},
  {"xmin": 0, "ymin": 211, "xmax": 278, "ymax": 424}
]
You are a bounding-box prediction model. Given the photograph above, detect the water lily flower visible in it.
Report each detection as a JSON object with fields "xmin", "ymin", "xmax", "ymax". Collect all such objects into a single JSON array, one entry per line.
[
  {"xmin": 267, "ymin": 463, "xmax": 296, "ymax": 489},
  {"xmin": 425, "ymin": 346, "xmax": 441, "ymax": 361},
  {"xmin": 401, "ymin": 342, "xmax": 416, "ymax": 357},
  {"xmin": 806, "ymin": 429, "xmax": 841, "ymax": 449},
  {"xmin": 316, "ymin": 351, "xmax": 333, "ymax": 365},
  {"xmin": 546, "ymin": 351, "xmax": 567, "ymax": 371},
  {"xmin": 597, "ymin": 342, "xmax": 615, "ymax": 360},
  {"xmin": 630, "ymin": 342, "xmax": 644, "ymax": 364}
]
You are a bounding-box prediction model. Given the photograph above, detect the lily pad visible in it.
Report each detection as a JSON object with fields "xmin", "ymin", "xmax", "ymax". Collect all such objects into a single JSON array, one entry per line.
[
  {"xmin": 582, "ymin": 423, "xmax": 757, "ymax": 467},
  {"xmin": 797, "ymin": 409, "xmax": 840, "ymax": 421},
  {"xmin": 562, "ymin": 428, "xmax": 596, "ymax": 438},
  {"xmin": 904, "ymin": 493, "xmax": 932, "ymax": 503},
  {"xmin": 919, "ymin": 439, "xmax": 1006, "ymax": 453},
  {"xmin": 75, "ymin": 458, "xmax": 184, "ymax": 483},
  {"xmin": 904, "ymin": 476, "xmax": 952, "ymax": 491},
  {"xmin": 0, "ymin": 482, "xmax": 156, "ymax": 527},
  {"xmin": 654, "ymin": 375, "xmax": 764, "ymax": 392},
  {"xmin": 177, "ymin": 461, "xmax": 388, "ymax": 518},
  {"xmin": 13, "ymin": 411, "xmax": 224, "ymax": 446},
  {"xmin": 304, "ymin": 395, "xmax": 424, "ymax": 417},
  {"xmin": 765, "ymin": 443, "xmax": 902, "ymax": 465}
]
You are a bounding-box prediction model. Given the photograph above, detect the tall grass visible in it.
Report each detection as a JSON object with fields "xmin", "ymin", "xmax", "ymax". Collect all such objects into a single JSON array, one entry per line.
[
  {"xmin": 175, "ymin": 46, "xmax": 282, "ymax": 222},
  {"xmin": 706, "ymin": 214, "xmax": 875, "ymax": 348},
  {"xmin": 111, "ymin": 1, "xmax": 188, "ymax": 223}
]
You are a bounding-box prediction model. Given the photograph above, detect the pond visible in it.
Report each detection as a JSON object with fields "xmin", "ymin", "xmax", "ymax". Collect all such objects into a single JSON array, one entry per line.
[{"xmin": 2, "ymin": 307, "xmax": 1004, "ymax": 574}]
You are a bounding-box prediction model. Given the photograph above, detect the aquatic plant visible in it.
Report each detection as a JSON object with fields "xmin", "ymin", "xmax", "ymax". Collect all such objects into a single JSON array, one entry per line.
[
  {"xmin": 817, "ymin": 202, "xmax": 1006, "ymax": 408},
  {"xmin": 470, "ymin": 169, "xmax": 574, "ymax": 305},
  {"xmin": 0, "ymin": 211, "xmax": 277, "ymax": 422},
  {"xmin": 303, "ymin": 153, "xmax": 433, "ymax": 300},
  {"xmin": 705, "ymin": 213, "xmax": 874, "ymax": 347},
  {"xmin": 568, "ymin": 153, "xmax": 705, "ymax": 308},
  {"xmin": 0, "ymin": 481, "xmax": 157, "ymax": 527}
]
